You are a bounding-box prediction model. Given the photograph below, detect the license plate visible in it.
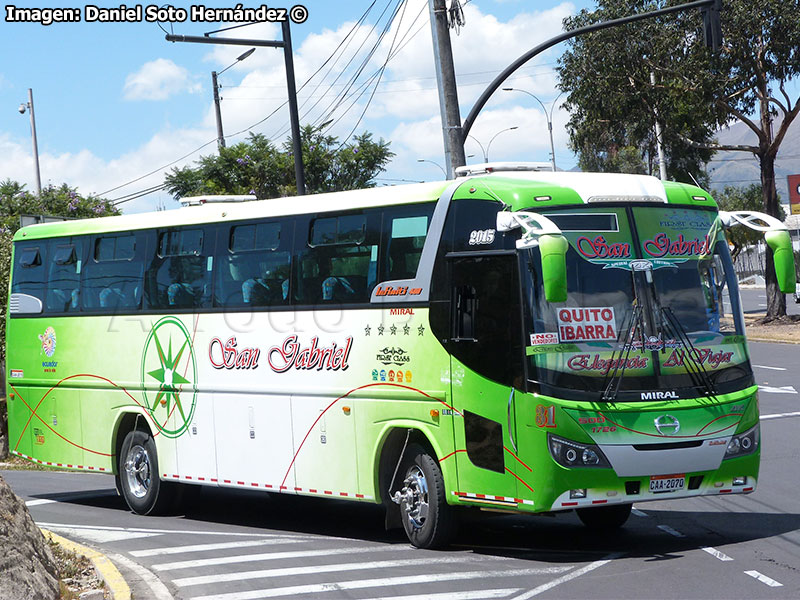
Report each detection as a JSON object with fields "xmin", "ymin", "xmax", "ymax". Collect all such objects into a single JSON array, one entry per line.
[{"xmin": 649, "ymin": 474, "xmax": 685, "ymax": 493}]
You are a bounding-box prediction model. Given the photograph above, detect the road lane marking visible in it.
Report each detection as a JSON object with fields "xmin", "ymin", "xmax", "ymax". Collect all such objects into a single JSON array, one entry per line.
[
  {"xmin": 744, "ymin": 570, "xmax": 783, "ymax": 587},
  {"xmin": 758, "ymin": 385, "xmax": 797, "ymax": 394},
  {"xmin": 631, "ymin": 508, "xmax": 649, "ymax": 518},
  {"xmin": 657, "ymin": 525, "xmax": 685, "ymax": 538},
  {"xmin": 752, "ymin": 365, "xmax": 787, "ymax": 371},
  {"xmin": 105, "ymin": 551, "xmax": 174, "ymax": 600},
  {"xmin": 761, "ymin": 411, "xmax": 800, "ymax": 420},
  {"xmin": 43, "ymin": 525, "xmax": 161, "ymax": 544},
  {"xmin": 364, "ymin": 591, "xmax": 519, "ymax": 600},
  {"xmin": 26, "ymin": 499, "xmax": 56, "ymax": 506},
  {"xmin": 36, "ymin": 522, "xmax": 310, "ymax": 538},
  {"xmin": 189, "ymin": 568, "xmax": 576, "ymax": 600},
  {"xmin": 173, "ymin": 557, "xmax": 571, "ymax": 587},
  {"xmin": 701, "ymin": 547, "xmax": 733, "ymax": 561},
  {"xmin": 509, "ymin": 554, "xmax": 623, "ymax": 600},
  {"xmin": 154, "ymin": 545, "xmax": 399, "ymax": 571},
  {"xmin": 131, "ymin": 538, "xmax": 301, "ymax": 557}
]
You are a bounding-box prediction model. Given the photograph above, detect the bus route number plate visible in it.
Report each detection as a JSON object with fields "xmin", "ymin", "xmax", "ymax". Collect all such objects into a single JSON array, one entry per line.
[{"xmin": 649, "ymin": 474, "xmax": 685, "ymax": 493}]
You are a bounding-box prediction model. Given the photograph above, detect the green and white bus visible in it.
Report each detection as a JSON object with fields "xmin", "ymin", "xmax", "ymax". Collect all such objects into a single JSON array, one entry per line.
[{"xmin": 6, "ymin": 164, "xmax": 796, "ymax": 548}]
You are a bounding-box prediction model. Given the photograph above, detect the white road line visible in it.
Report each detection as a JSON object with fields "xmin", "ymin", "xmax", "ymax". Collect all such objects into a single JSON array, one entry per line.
[
  {"xmin": 174, "ymin": 557, "xmax": 570, "ymax": 587},
  {"xmin": 752, "ymin": 364, "xmax": 787, "ymax": 371},
  {"xmin": 744, "ymin": 570, "xmax": 783, "ymax": 587},
  {"xmin": 758, "ymin": 385, "xmax": 798, "ymax": 394},
  {"xmin": 657, "ymin": 525, "xmax": 685, "ymax": 538},
  {"xmin": 509, "ymin": 554, "xmax": 623, "ymax": 600},
  {"xmin": 631, "ymin": 508, "xmax": 649, "ymax": 518},
  {"xmin": 154, "ymin": 545, "xmax": 399, "ymax": 571},
  {"xmin": 701, "ymin": 547, "xmax": 733, "ymax": 561},
  {"xmin": 132, "ymin": 538, "xmax": 302, "ymax": 557},
  {"xmin": 26, "ymin": 499, "xmax": 56, "ymax": 507},
  {"xmin": 364, "ymin": 591, "xmax": 519, "ymax": 600},
  {"xmin": 43, "ymin": 525, "xmax": 162, "ymax": 544},
  {"xmin": 761, "ymin": 411, "xmax": 800, "ymax": 420},
  {"xmin": 36, "ymin": 522, "xmax": 309, "ymax": 539},
  {"xmin": 105, "ymin": 551, "xmax": 173, "ymax": 600},
  {"xmin": 189, "ymin": 568, "xmax": 572, "ymax": 600}
]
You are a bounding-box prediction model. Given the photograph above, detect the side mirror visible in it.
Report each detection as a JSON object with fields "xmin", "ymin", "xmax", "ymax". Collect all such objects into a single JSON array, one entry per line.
[
  {"xmin": 539, "ymin": 234, "xmax": 568, "ymax": 303},
  {"xmin": 765, "ymin": 230, "xmax": 797, "ymax": 294}
]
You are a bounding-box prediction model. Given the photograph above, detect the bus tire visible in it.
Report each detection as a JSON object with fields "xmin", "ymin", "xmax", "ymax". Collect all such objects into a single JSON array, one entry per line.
[
  {"xmin": 576, "ymin": 503, "xmax": 631, "ymax": 530},
  {"xmin": 398, "ymin": 444, "xmax": 454, "ymax": 549},
  {"xmin": 118, "ymin": 429, "xmax": 174, "ymax": 515}
]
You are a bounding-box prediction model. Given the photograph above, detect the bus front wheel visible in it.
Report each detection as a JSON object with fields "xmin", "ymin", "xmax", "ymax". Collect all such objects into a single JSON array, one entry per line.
[
  {"xmin": 576, "ymin": 503, "xmax": 632, "ymax": 529},
  {"xmin": 398, "ymin": 444, "xmax": 454, "ymax": 549},
  {"xmin": 119, "ymin": 429, "xmax": 174, "ymax": 515}
]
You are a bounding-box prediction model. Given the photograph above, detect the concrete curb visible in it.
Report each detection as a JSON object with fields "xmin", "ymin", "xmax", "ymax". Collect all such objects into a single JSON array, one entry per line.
[{"xmin": 41, "ymin": 528, "xmax": 131, "ymax": 600}]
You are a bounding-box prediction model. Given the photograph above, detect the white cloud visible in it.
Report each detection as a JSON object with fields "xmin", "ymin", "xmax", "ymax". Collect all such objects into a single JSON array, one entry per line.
[
  {"xmin": 123, "ymin": 58, "xmax": 201, "ymax": 101},
  {"xmin": 1, "ymin": 2, "xmax": 581, "ymax": 213}
]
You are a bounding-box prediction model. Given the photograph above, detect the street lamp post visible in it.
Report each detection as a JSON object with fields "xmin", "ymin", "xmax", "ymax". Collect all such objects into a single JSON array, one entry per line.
[
  {"xmin": 417, "ymin": 158, "xmax": 447, "ymax": 178},
  {"xmin": 212, "ymin": 48, "xmax": 256, "ymax": 150},
  {"xmin": 18, "ymin": 88, "xmax": 42, "ymax": 196},
  {"xmin": 503, "ymin": 88, "xmax": 563, "ymax": 171},
  {"xmin": 468, "ymin": 126, "xmax": 518, "ymax": 163}
]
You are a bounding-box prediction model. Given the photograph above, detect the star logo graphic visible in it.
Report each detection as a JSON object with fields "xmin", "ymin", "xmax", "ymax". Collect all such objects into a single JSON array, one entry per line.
[
  {"xmin": 140, "ymin": 316, "xmax": 197, "ymax": 438},
  {"xmin": 147, "ymin": 333, "xmax": 191, "ymax": 420}
]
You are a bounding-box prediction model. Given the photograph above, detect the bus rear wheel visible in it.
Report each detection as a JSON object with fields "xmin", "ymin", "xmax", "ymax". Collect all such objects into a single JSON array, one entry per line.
[
  {"xmin": 576, "ymin": 503, "xmax": 632, "ymax": 529},
  {"xmin": 119, "ymin": 429, "xmax": 174, "ymax": 515},
  {"xmin": 398, "ymin": 444, "xmax": 454, "ymax": 549}
]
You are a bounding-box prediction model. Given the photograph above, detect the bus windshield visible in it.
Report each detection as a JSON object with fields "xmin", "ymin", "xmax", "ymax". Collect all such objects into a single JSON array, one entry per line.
[{"xmin": 522, "ymin": 204, "xmax": 752, "ymax": 402}]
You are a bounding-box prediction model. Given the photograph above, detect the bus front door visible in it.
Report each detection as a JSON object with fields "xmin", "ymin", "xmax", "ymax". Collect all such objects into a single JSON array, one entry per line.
[{"xmin": 448, "ymin": 254, "xmax": 526, "ymax": 502}]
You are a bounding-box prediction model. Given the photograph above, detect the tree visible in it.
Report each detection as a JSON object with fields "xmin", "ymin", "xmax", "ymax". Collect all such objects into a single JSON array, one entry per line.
[
  {"xmin": 164, "ymin": 127, "xmax": 394, "ymax": 200},
  {"xmin": 0, "ymin": 180, "xmax": 118, "ymax": 362},
  {"xmin": 558, "ymin": 0, "xmax": 800, "ymax": 320}
]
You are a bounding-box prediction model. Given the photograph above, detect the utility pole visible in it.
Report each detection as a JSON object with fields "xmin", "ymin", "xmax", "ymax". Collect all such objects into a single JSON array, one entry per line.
[
  {"xmin": 428, "ymin": 0, "xmax": 466, "ymax": 178},
  {"xmin": 18, "ymin": 88, "xmax": 42, "ymax": 196},
  {"xmin": 211, "ymin": 71, "xmax": 225, "ymax": 149},
  {"xmin": 166, "ymin": 25, "xmax": 306, "ymax": 195}
]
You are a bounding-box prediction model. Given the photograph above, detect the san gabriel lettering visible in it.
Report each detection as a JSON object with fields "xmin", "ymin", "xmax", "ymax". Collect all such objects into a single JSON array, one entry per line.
[
  {"xmin": 268, "ymin": 335, "xmax": 353, "ymax": 373},
  {"xmin": 209, "ymin": 336, "xmax": 260, "ymax": 370}
]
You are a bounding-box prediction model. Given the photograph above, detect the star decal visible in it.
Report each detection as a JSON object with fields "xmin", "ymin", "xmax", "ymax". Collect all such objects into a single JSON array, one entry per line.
[{"xmin": 147, "ymin": 331, "xmax": 190, "ymax": 420}]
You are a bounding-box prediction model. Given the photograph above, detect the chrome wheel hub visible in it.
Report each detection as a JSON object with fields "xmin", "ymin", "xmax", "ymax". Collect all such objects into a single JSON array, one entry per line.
[
  {"xmin": 124, "ymin": 444, "xmax": 151, "ymax": 499},
  {"xmin": 400, "ymin": 465, "xmax": 429, "ymax": 530}
]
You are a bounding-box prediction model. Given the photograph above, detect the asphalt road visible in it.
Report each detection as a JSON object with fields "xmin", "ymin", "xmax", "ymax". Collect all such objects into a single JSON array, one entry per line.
[
  {"xmin": 3, "ymin": 341, "xmax": 799, "ymax": 600},
  {"xmin": 739, "ymin": 287, "xmax": 800, "ymax": 316}
]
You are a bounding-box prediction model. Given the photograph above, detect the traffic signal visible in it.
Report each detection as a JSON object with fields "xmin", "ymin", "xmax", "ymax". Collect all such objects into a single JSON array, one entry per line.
[{"xmin": 701, "ymin": 0, "xmax": 723, "ymax": 51}]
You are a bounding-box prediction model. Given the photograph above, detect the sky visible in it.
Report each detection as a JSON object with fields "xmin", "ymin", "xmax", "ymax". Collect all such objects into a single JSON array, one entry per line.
[{"xmin": 2, "ymin": 0, "xmax": 593, "ymax": 212}]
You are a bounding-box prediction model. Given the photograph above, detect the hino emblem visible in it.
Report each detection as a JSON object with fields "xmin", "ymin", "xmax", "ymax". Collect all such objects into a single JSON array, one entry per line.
[{"xmin": 654, "ymin": 414, "xmax": 681, "ymax": 435}]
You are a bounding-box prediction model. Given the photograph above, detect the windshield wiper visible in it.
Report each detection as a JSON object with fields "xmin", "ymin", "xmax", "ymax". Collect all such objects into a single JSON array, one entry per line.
[
  {"xmin": 659, "ymin": 307, "xmax": 718, "ymax": 399},
  {"xmin": 601, "ymin": 302, "xmax": 645, "ymax": 402}
]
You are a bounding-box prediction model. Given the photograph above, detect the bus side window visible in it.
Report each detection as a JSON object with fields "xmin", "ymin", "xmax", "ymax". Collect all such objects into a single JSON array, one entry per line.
[
  {"xmin": 145, "ymin": 227, "xmax": 213, "ymax": 310},
  {"xmin": 385, "ymin": 214, "xmax": 430, "ymax": 281},
  {"xmin": 82, "ymin": 232, "xmax": 145, "ymax": 312},
  {"xmin": 11, "ymin": 243, "xmax": 47, "ymax": 305},
  {"xmin": 448, "ymin": 255, "xmax": 524, "ymax": 387},
  {"xmin": 215, "ymin": 219, "xmax": 292, "ymax": 308},
  {"xmin": 298, "ymin": 211, "xmax": 379, "ymax": 305},
  {"xmin": 45, "ymin": 240, "xmax": 84, "ymax": 313}
]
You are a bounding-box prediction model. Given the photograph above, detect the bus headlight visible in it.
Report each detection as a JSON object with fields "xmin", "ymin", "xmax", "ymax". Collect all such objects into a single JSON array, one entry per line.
[
  {"xmin": 548, "ymin": 434, "xmax": 610, "ymax": 468},
  {"xmin": 723, "ymin": 424, "xmax": 759, "ymax": 459}
]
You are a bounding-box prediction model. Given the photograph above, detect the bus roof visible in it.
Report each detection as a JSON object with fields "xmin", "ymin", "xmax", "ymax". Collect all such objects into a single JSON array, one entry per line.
[{"xmin": 12, "ymin": 171, "xmax": 717, "ymax": 242}]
